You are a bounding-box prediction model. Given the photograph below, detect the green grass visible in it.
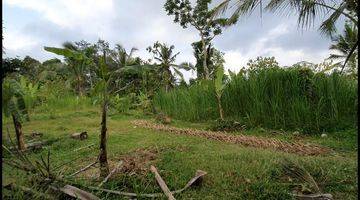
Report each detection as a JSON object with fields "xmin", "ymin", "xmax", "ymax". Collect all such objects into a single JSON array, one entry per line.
[
  {"xmin": 154, "ymin": 68, "xmax": 358, "ymax": 133},
  {"xmin": 2, "ymin": 103, "xmax": 358, "ymax": 199}
]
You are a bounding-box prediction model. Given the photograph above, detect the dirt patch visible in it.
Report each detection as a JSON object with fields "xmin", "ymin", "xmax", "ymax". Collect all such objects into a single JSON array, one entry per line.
[
  {"xmin": 73, "ymin": 148, "xmax": 159, "ymax": 180},
  {"xmin": 118, "ymin": 148, "xmax": 158, "ymax": 175},
  {"xmin": 132, "ymin": 120, "xmax": 331, "ymax": 156}
]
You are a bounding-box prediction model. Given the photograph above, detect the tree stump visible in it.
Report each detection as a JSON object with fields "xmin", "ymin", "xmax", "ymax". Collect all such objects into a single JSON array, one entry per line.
[{"xmin": 70, "ymin": 132, "xmax": 88, "ymax": 140}]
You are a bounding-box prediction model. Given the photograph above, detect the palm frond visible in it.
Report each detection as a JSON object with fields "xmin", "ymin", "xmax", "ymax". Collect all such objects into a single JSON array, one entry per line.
[{"xmin": 172, "ymin": 67, "xmax": 185, "ymax": 81}]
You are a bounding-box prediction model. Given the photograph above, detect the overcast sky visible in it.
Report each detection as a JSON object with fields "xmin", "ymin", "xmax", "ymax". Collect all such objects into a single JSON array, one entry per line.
[{"xmin": 3, "ymin": 0, "xmax": 344, "ymax": 79}]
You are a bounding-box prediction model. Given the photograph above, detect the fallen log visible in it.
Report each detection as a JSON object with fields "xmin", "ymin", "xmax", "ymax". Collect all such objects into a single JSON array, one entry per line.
[
  {"xmin": 70, "ymin": 132, "xmax": 88, "ymax": 140},
  {"xmin": 150, "ymin": 165, "xmax": 175, "ymax": 200},
  {"xmin": 8, "ymin": 140, "xmax": 54, "ymax": 152},
  {"xmin": 87, "ymin": 169, "xmax": 207, "ymax": 198},
  {"xmin": 69, "ymin": 161, "xmax": 98, "ymax": 177},
  {"xmin": 98, "ymin": 161, "xmax": 123, "ymax": 187}
]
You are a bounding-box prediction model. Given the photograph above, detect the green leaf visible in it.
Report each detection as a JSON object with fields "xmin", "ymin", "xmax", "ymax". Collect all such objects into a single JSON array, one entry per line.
[
  {"xmin": 44, "ymin": 47, "xmax": 83, "ymax": 60},
  {"xmin": 215, "ymin": 66, "xmax": 225, "ymax": 95}
]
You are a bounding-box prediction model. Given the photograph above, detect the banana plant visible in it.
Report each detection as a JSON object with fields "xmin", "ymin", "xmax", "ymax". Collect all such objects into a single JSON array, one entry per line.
[
  {"xmin": 44, "ymin": 46, "xmax": 92, "ymax": 96},
  {"xmin": 2, "ymin": 78, "xmax": 26, "ymax": 150},
  {"xmin": 18, "ymin": 76, "xmax": 39, "ymax": 121},
  {"xmin": 215, "ymin": 66, "xmax": 225, "ymax": 120}
]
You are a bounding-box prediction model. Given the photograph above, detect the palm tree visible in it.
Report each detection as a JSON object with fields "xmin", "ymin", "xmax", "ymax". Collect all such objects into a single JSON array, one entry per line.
[
  {"xmin": 147, "ymin": 41, "xmax": 194, "ymax": 92},
  {"xmin": 2, "ymin": 79, "xmax": 26, "ymax": 150},
  {"xmin": 212, "ymin": 0, "xmax": 358, "ymax": 70},
  {"xmin": 112, "ymin": 44, "xmax": 139, "ymax": 67},
  {"xmin": 329, "ymin": 21, "xmax": 358, "ymax": 75}
]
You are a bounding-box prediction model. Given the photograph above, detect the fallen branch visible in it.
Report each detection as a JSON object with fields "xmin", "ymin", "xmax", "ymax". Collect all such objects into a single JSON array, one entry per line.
[
  {"xmin": 59, "ymin": 185, "xmax": 100, "ymax": 200},
  {"xmin": 290, "ymin": 193, "xmax": 333, "ymax": 200},
  {"xmin": 98, "ymin": 161, "xmax": 123, "ymax": 187},
  {"xmin": 88, "ymin": 169, "xmax": 207, "ymax": 198},
  {"xmin": 73, "ymin": 143, "xmax": 95, "ymax": 152},
  {"xmin": 69, "ymin": 161, "xmax": 98, "ymax": 177},
  {"xmin": 150, "ymin": 165, "xmax": 176, "ymax": 200}
]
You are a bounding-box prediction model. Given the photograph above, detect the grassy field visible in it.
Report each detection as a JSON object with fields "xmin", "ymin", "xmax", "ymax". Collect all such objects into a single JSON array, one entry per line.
[{"xmin": 2, "ymin": 104, "xmax": 358, "ymax": 199}]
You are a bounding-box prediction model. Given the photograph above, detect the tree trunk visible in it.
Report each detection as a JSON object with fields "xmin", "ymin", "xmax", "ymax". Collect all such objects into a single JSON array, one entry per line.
[
  {"xmin": 164, "ymin": 68, "xmax": 172, "ymax": 92},
  {"xmin": 201, "ymin": 35, "xmax": 209, "ymax": 80},
  {"xmin": 77, "ymin": 76, "xmax": 84, "ymax": 97},
  {"xmin": 99, "ymin": 100, "xmax": 109, "ymax": 177},
  {"xmin": 12, "ymin": 114, "xmax": 26, "ymax": 150},
  {"xmin": 216, "ymin": 95, "xmax": 224, "ymax": 120}
]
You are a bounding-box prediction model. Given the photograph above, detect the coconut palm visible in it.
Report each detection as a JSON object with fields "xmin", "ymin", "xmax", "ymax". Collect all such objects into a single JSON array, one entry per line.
[
  {"xmin": 329, "ymin": 21, "xmax": 358, "ymax": 74},
  {"xmin": 147, "ymin": 41, "xmax": 194, "ymax": 92},
  {"xmin": 112, "ymin": 44, "xmax": 139, "ymax": 67},
  {"xmin": 212, "ymin": 0, "xmax": 358, "ymax": 70}
]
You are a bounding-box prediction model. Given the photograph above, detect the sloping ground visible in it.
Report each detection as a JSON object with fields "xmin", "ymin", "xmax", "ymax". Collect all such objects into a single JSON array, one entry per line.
[{"xmin": 132, "ymin": 120, "xmax": 331, "ymax": 156}]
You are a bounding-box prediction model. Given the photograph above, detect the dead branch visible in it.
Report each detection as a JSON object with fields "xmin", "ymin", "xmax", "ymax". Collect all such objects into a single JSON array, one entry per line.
[
  {"xmin": 290, "ymin": 193, "xmax": 333, "ymax": 200},
  {"xmin": 98, "ymin": 161, "xmax": 123, "ymax": 187},
  {"xmin": 73, "ymin": 143, "xmax": 95, "ymax": 152},
  {"xmin": 87, "ymin": 169, "xmax": 207, "ymax": 198},
  {"xmin": 69, "ymin": 161, "xmax": 98, "ymax": 177},
  {"xmin": 59, "ymin": 185, "xmax": 100, "ymax": 200},
  {"xmin": 150, "ymin": 165, "xmax": 176, "ymax": 200}
]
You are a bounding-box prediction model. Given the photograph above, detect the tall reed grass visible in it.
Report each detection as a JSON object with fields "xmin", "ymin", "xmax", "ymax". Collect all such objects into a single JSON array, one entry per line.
[{"xmin": 153, "ymin": 67, "xmax": 357, "ymax": 133}]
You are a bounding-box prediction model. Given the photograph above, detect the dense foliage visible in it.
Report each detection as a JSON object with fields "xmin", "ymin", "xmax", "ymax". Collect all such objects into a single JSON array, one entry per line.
[{"xmin": 154, "ymin": 61, "xmax": 357, "ymax": 133}]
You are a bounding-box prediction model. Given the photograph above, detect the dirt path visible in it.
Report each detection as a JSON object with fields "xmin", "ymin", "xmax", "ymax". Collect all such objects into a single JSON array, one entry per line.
[{"xmin": 132, "ymin": 120, "xmax": 331, "ymax": 156}]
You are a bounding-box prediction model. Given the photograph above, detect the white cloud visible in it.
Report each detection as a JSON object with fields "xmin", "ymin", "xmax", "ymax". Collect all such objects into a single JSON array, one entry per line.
[
  {"xmin": 4, "ymin": 0, "xmax": 115, "ymax": 30},
  {"xmin": 3, "ymin": 30, "xmax": 39, "ymax": 51},
  {"xmin": 223, "ymin": 23, "xmax": 329, "ymax": 72},
  {"xmin": 3, "ymin": 0, "xmax": 335, "ymax": 81}
]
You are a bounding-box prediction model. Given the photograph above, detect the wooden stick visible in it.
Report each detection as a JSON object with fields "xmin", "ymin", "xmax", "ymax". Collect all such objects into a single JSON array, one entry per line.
[
  {"xmin": 290, "ymin": 193, "xmax": 333, "ymax": 200},
  {"xmin": 150, "ymin": 165, "xmax": 176, "ymax": 200},
  {"xmin": 73, "ymin": 143, "xmax": 95, "ymax": 152},
  {"xmin": 88, "ymin": 169, "xmax": 207, "ymax": 198},
  {"xmin": 69, "ymin": 161, "xmax": 97, "ymax": 177},
  {"xmin": 98, "ymin": 161, "xmax": 123, "ymax": 187}
]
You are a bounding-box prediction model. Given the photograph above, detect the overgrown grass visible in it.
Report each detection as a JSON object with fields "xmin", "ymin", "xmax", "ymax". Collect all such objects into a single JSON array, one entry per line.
[
  {"xmin": 154, "ymin": 68, "xmax": 358, "ymax": 133},
  {"xmin": 2, "ymin": 102, "xmax": 358, "ymax": 199}
]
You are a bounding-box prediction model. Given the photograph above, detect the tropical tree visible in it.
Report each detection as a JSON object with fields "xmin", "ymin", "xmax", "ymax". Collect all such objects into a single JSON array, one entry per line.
[
  {"xmin": 2, "ymin": 78, "xmax": 26, "ymax": 150},
  {"xmin": 164, "ymin": 0, "xmax": 238, "ymax": 80},
  {"xmin": 329, "ymin": 21, "xmax": 358, "ymax": 75},
  {"xmin": 147, "ymin": 41, "xmax": 193, "ymax": 92},
  {"xmin": 1, "ymin": 57, "xmax": 22, "ymax": 82},
  {"xmin": 44, "ymin": 43, "xmax": 93, "ymax": 96},
  {"xmin": 212, "ymin": 0, "xmax": 358, "ymax": 71},
  {"xmin": 95, "ymin": 57, "xmax": 111, "ymax": 177},
  {"xmin": 112, "ymin": 44, "xmax": 140, "ymax": 67},
  {"xmin": 192, "ymin": 41, "xmax": 225, "ymax": 79}
]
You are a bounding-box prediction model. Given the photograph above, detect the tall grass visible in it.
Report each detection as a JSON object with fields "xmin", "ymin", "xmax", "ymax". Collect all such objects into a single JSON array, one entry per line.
[{"xmin": 153, "ymin": 67, "xmax": 357, "ymax": 133}]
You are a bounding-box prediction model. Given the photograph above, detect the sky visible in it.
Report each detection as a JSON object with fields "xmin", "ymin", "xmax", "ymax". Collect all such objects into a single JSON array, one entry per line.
[{"xmin": 2, "ymin": 0, "xmax": 344, "ymax": 80}]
